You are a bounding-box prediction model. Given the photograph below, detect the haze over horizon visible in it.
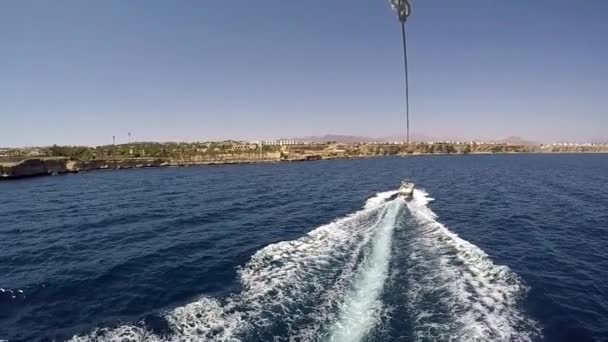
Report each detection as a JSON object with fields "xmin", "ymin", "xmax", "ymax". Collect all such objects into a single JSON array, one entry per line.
[{"xmin": 2, "ymin": 0, "xmax": 607, "ymax": 147}]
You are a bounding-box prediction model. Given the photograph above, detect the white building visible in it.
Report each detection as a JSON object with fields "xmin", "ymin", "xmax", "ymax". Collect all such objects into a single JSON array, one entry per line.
[{"xmin": 255, "ymin": 140, "xmax": 311, "ymax": 146}]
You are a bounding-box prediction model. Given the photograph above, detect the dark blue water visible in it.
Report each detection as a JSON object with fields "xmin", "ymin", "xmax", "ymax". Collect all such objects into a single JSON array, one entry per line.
[{"xmin": 1, "ymin": 155, "xmax": 607, "ymax": 341}]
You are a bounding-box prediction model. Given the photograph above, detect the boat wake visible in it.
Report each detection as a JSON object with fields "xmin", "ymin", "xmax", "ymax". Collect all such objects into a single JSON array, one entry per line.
[
  {"xmin": 71, "ymin": 189, "xmax": 539, "ymax": 341},
  {"xmin": 401, "ymin": 190, "xmax": 540, "ymax": 341}
]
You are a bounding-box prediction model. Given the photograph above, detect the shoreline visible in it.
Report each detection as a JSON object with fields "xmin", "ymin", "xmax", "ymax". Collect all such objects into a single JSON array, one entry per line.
[{"xmin": 2, "ymin": 152, "xmax": 607, "ymax": 181}]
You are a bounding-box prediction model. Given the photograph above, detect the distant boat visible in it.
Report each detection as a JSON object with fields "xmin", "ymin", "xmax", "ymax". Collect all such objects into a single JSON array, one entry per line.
[{"xmin": 399, "ymin": 179, "xmax": 415, "ymax": 198}]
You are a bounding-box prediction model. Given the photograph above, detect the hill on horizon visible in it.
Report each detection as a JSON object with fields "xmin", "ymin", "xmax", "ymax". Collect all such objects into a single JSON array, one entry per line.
[{"xmin": 290, "ymin": 134, "xmax": 540, "ymax": 145}]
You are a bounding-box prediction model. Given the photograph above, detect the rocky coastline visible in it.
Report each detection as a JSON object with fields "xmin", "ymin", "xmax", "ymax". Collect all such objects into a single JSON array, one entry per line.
[
  {"xmin": 0, "ymin": 155, "xmax": 283, "ymax": 180},
  {"xmin": 2, "ymin": 142, "xmax": 607, "ymax": 180}
]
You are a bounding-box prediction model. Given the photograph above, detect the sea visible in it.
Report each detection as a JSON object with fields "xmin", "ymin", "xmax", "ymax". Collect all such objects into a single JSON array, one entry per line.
[{"xmin": 1, "ymin": 154, "xmax": 607, "ymax": 342}]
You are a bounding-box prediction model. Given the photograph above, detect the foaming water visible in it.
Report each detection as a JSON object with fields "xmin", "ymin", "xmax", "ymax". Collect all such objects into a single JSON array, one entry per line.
[
  {"xmin": 404, "ymin": 189, "xmax": 540, "ymax": 341},
  {"xmin": 4, "ymin": 155, "xmax": 607, "ymax": 341},
  {"xmin": 0, "ymin": 287, "xmax": 25, "ymax": 300},
  {"xmin": 68, "ymin": 189, "xmax": 540, "ymax": 342},
  {"xmin": 327, "ymin": 199, "xmax": 401, "ymax": 342},
  {"xmin": 71, "ymin": 191, "xmax": 401, "ymax": 341}
]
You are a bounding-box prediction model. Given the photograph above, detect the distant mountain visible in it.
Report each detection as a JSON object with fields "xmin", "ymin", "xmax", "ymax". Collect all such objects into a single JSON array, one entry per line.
[
  {"xmin": 495, "ymin": 136, "xmax": 539, "ymax": 146},
  {"xmin": 294, "ymin": 134, "xmax": 377, "ymax": 144},
  {"xmin": 590, "ymin": 137, "xmax": 608, "ymax": 144},
  {"xmin": 380, "ymin": 134, "xmax": 438, "ymax": 142},
  {"xmin": 291, "ymin": 134, "xmax": 541, "ymax": 145},
  {"xmin": 293, "ymin": 134, "xmax": 437, "ymax": 144}
]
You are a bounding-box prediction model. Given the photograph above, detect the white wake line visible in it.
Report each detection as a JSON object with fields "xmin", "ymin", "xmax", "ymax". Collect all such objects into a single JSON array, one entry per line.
[
  {"xmin": 70, "ymin": 190, "xmax": 400, "ymax": 342},
  {"xmin": 327, "ymin": 199, "xmax": 402, "ymax": 342},
  {"xmin": 405, "ymin": 188, "xmax": 541, "ymax": 341}
]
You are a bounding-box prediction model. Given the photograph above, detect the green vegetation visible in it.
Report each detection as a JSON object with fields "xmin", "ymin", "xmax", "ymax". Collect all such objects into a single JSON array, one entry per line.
[
  {"xmin": 11, "ymin": 142, "xmax": 279, "ymax": 161},
  {"xmin": 1, "ymin": 141, "xmax": 607, "ymax": 164}
]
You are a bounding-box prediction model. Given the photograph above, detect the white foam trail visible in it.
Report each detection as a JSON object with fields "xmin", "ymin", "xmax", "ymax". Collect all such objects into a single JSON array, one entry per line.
[
  {"xmin": 71, "ymin": 191, "xmax": 399, "ymax": 342},
  {"xmin": 405, "ymin": 189, "xmax": 540, "ymax": 341},
  {"xmin": 364, "ymin": 190, "xmax": 398, "ymax": 209},
  {"xmin": 327, "ymin": 199, "xmax": 401, "ymax": 342},
  {"xmin": 70, "ymin": 188, "xmax": 539, "ymax": 341}
]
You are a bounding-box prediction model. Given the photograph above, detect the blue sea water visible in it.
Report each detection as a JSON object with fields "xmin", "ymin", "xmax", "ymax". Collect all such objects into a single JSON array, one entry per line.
[{"xmin": 1, "ymin": 154, "xmax": 607, "ymax": 341}]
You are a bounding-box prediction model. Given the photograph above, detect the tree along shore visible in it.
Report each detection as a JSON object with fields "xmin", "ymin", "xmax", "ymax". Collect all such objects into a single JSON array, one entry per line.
[{"xmin": 1, "ymin": 142, "xmax": 607, "ymax": 180}]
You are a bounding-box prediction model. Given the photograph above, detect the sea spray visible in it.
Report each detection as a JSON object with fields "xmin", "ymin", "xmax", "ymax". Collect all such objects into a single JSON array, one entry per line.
[
  {"xmin": 71, "ymin": 191, "xmax": 399, "ymax": 341},
  {"xmin": 326, "ymin": 199, "xmax": 402, "ymax": 342},
  {"xmin": 70, "ymin": 189, "xmax": 540, "ymax": 342},
  {"xmin": 404, "ymin": 189, "xmax": 540, "ymax": 341}
]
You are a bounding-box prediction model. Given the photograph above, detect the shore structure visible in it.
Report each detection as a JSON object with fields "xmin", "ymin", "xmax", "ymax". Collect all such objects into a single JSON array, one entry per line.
[{"xmin": 1, "ymin": 141, "xmax": 607, "ymax": 180}]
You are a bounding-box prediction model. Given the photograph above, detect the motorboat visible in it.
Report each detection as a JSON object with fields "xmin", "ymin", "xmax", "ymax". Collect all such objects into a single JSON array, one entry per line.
[{"xmin": 398, "ymin": 179, "xmax": 415, "ymax": 198}]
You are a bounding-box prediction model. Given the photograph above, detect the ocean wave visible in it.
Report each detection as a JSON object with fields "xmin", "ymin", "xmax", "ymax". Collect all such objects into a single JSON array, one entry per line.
[
  {"xmin": 326, "ymin": 199, "xmax": 401, "ymax": 342},
  {"xmin": 69, "ymin": 189, "xmax": 539, "ymax": 341},
  {"xmin": 0, "ymin": 287, "xmax": 25, "ymax": 301},
  {"xmin": 71, "ymin": 191, "xmax": 399, "ymax": 342},
  {"xmin": 404, "ymin": 189, "xmax": 541, "ymax": 341}
]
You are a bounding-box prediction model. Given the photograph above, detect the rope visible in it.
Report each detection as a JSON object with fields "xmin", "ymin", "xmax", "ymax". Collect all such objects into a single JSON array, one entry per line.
[
  {"xmin": 391, "ymin": 0, "xmax": 412, "ymax": 144},
  {"xmin": 400, "ymin": 21, "xmax": 410, "ymax": 144}
]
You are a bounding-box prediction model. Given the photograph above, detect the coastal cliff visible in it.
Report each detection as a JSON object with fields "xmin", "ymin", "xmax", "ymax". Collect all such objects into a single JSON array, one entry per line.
[
  {"xmin": 1, "ymin": 142, "xmax": 607, "ymax": 180},
  {"xmin": 0, "ymin": 158, "xmax": 75, "ymax": 179},
  {"xmin": 0, "ymin": 153, "xmax": 282, "ymax": 180}
]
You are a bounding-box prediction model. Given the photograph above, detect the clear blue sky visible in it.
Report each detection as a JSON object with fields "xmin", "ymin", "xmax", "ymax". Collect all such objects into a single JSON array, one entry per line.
[{"xmin": 1, "ymin": 0, "xmax": 607, "ymax": 146}]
